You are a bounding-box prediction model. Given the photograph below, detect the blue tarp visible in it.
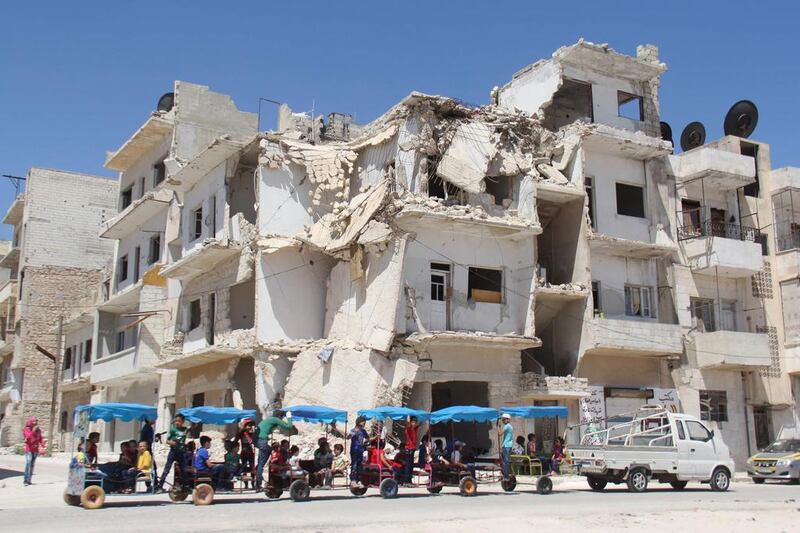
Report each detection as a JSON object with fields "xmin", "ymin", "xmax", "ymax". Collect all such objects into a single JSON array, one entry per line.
[
  {"xmin": 178, "ymin": 407, "xmax": 257, "ymax": 425},
  {"xmin": 358, "ymin": 406, "xmax": 431, "ymax": 422},
  {"xmin": 430, "ymin": 406, "xmax": 500, "ymax": 424},
  {"xmin": 504, "ymin": 406, "xmax": 568, "ymax": 419},
  {"xmin": 283, "ymin": 405, "xmax": 348, "ymax": 424},
  {"xmin": 74, "ymin": 403, "xmax": 157, "ymax": 423}
]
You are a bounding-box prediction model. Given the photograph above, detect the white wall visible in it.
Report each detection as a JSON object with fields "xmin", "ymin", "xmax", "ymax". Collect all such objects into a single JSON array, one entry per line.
[
  {"xmin": 181, "ymin": 161, "xmax": 226, "ymax": 254},
  {"xmin": 561, "ymin": 64, "xmax": 645, "ymax": 132},
  {"xmin": 63, "ymin": 324, "xmax": 94, "ymax": 380},
  {"xmin": 113, "ymin": 211, "xmax": 168, "ymax": 293},
  {"xmin": 591, "ymin": 253, "xmax": 659, "ymax": 319},
  {"xmin": 118, "ymin": 136, "xmax": 172, "ymax": 204},
  {"xmin": 258, "ymin": 164, "xmax": 315, "ymax": 237},
  {"xmin": 497, "ymin": 61, "xmax": 562, "ymax": 116}
]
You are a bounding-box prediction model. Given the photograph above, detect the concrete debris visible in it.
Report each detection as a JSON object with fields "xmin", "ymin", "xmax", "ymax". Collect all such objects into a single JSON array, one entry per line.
[
  {"xmin": 436, "ymin": 122, "xmax": 496, "ymax": 193},
  {"xmin": 395, "ymin": 192, "xmax": 538, "ymax": 229},
  {"xmin": 536, "ymin": 163, "xmax": 569, "ymax": 184}
]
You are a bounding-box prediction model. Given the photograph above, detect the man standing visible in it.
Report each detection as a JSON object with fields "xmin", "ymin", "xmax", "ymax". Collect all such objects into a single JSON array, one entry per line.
[
  {"xmin": 254, "ymin": 409, "xmax": 293, "ymax": 490},
  {"xmin": 157, "ymin": 413, "xmax": 189, "ymax": 491},
  {"xmin": 499, "ymin": 413, "xmax": 513, "ymax": 482},
  {"xmin": 402, "ymin": 416, "xmax": 419, "ymax": 484}
]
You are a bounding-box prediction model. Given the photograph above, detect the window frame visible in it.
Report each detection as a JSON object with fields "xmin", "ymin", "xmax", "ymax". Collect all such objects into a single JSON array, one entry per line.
[
  {"xmin": 84, "ymin": 339, "xmax": 92, "ymax": 364},
  {"xmin": 148, "ymin": 234, "xmax": 162, "ymax": 265},
  {"xmin": 624, "ymin": 284, "xmax": 656, "ymax": 319},
  {"xmin": 63, "ymin": 346, "xmax": 72, "ymax": 370},
  {"xmin": 686, "ymin": 420, "xmax": 714, "ymax": 442},
  {"xmin": 120, "ymin": 185, "xmax": 133, "ymax": 210},
  {"xmin": 615, "ymin": 182, "xmax": 646, "ymax": 219},
  {"xmin": 190, "ymin": 206, "xmax": 204, "ymax": 242},
  {"xmin": 116, "ymin": 330, "xmax": 126, "ymax": 353},
  {"xmin": 118, "ymin": 254, "xmax": 129, "ymax": 283},
  {"xmin": 153, "ymin": 159, "xmax": 166, "ymax": 188},
  {"xmin": 467, "ymin": 266, "xmax": 503, "ymax": 304},
  {"xmin": 617, "ymin": 91, "xmax": 644, "ymax": 121},
  {"xmin": 188, "ymin": 299, "xmax": 202, "ymax": 331},
  {"xmin": 699, "ymin": 390, "xmax": 728, "ymax": 423}
]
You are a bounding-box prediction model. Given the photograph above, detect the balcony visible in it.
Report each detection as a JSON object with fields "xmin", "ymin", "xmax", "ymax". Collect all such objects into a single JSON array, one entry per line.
[
  {"xmin": 690, "ymin": 330, "xmax": 770, "ymax": 370},
  {"xmin": 519, "ymin": 373, "xmax": 590, "ymax": 401},
  {"xmin": 669, "ymin": 147, "xmax": 756, "ymax": 190},
  {"xmin": 91, "ymin": 346, "xmax": 146, "ymax": 385},
  {"xmin": 588, "ymin": 232, "xmax": 677, "ymax": 259},
  {"xmin": 0, "ymin": 279, "xmax": 17, "ymax": 307},
  {"xmin": 2, "ymin": 194, "xmax": 25, "ymax": 225},
  {"xmin": 105, "ymin": 114, "xmax": 174, "ymax": 172},
  {"xmin": 679, "ymin": 220, "xmax": 763, "ymax": 277},
  {"xmin": 99, "ymin": 188, "xmax": 172, "ymax": 240},
  {"xmin": 160, "ymin": 240, "xmax": 242, "ymax": 280},
  {"xmin": 583, "ymin": 123, "xmax": 672, "ymax": 160},
  {"xmin": 586, "ymin": 317, "xmax": 683, "ymax": 357},
  {"xmin": 156, "ymin": 328, "xmax": 256, "ymax": 370},
  {"xmin": 164, "ymin": 136, "xmax": 248, "ymax": 193},
  {"xmin": 0, "ymin": 246, "xmax": 20, "ymax": 269}
]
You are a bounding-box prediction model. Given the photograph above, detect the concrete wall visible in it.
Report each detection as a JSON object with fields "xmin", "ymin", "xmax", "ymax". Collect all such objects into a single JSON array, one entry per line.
[
  {"xmin": 591, "ymin": 253, "xmax": 659, "ymax": 319},
  {"xmin": 258, "ymin": 164, "xmax": 315, "ymax": 237},
  {"xmin": 181, "ymin": 161, "xmax": 226, "ymax": 254},
  {"xmin": 117, "ymin": 136, "xmax": 172, "ymax": 205},
  {"xmin": 63, "ymin": 324, "xmax": 94, "ymax": 381}
]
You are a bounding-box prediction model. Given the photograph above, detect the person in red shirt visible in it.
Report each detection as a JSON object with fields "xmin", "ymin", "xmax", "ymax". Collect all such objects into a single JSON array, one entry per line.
[
  {"xmin": 23, "ymin": 417, "xmax": 43, "ymax": 485},
  {"xmin": 402, "ymin": 416, "xmax": 419, "ymax": 484}
]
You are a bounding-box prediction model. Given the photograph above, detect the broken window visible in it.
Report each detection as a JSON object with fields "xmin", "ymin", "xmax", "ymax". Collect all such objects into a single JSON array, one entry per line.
[
  {"xmin": 547, "ymin": 79, "xmax": 593, "ymax": 130},
  {"xmin": 616, "ymin": 183, "xmax": 645, "ymax": 218},
  {"xmin": 592, "ymin": 281, "xmax": 601, "ymax": 316},
  {"xmin": 153, "ymin": 159, "xmax": 166, "ymax": 187},
  {"xmin": 585, "ymin": 176, "xmax": 595, "ymax": 228},
  {"xmin": 690, "ymin": 297, "xmax": 716, "ymax": 332},
  {"xmin": 148, "ymin": 234, "xmax": 161, "ymax": 265},
  {"xmin": 468, "ymin": 267, "xmax": 502, "ymax": 304},
  {"xmin": 741, "ymin": 142, "xmax": 759, "ymax": 198},
  {"xmin": 484, "ymin": 176, "xmax": 513, "ymax": 206},
  {"xmin": 118, "ymin": 255, "xmax": 128, "ymax": 283},
  {"xmin": 617, "ymin": 91, "xmax": 643, "ymax": 121},
  {"xmin": 63, "ymin": 346, "xmax": 72, "ymax": 370},
  {"xmin": 624, "ymin": 285, "xmax": 654, "ymax": 318},
  {"xmin": 84, "ymin": 339, "xmax": 92, "ymax": 363},
  {"xmin": 120, "ymin": 186, "xmax": 133, "ymax": 210},
  {"xmin": 699, "ymin": 391, "xmax": 728, "ymax": 423},
  {"xmin": 191, "ymin": 207, "xmax": 203, "ymax": 241},
  {"xmin": 428, "ymin": 174, "xmax": 466, "ymax": 204},
  {"xmin": 430, "ymin": 263, "xmax": 451, "ymax": 301},
  {"xmin": 189, "ymin": 299, "xmax": 202, "ymax": 330}
]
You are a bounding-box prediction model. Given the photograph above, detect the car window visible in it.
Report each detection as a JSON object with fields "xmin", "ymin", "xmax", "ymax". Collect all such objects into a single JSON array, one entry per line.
[
  {"xmin": 676, "ymin": 420, "xmax": 686, "ymax": 440},
  {"xmin": 686, "ymin": 421, "xmax": 712, "ymax": 442},
  {"xmin": 764, "ymin": 439, "xmax": 800, "ymax": 453}
]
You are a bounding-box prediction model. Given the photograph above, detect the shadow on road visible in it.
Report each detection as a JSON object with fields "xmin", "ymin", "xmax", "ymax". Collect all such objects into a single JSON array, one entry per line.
[{"xmin": 0, "ymin": 467, "xmax": 22, "ymax": 480}]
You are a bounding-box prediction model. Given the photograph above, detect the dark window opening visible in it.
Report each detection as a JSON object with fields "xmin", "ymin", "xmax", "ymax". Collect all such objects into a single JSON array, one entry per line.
[
  {"xmin": 546, "ymin": 79, "xmax": 593, "ymax": 130},
  {"xmin": 592, "ymin": 281, "xmax": 601, "ymax": 315},
  {"xmin": 84, "ymin": 339, "xmax": 92, "ymax": 363},
  {"xmin": 700, "ymin": 390, "xmax": 728, "ymax": 423},
  {"xmin": 60, "ymin": 411, "xmax": 68, "ymax": 432},
  {"xmin": 468, "ymin": 267, "xmax": 502, "ymax": 304},
  {"xmin": 120, "ymin": 186, "xmax": 133, "ymax": 210},
  {"xmin": 118, "ymin": 255, "xmax": 128, "ymax": 283},
  {"xmin": 756, "ymin": 233, "xmax": 769, "ymax": 256},
  {"xmin": 741, "ymin": 142, "xmax": 759, "ymax": 198},
  {"xmin": 138, "ymin": 177, "xmax": 146, "ymax": 198},
  {"xmin": 191, "ymin": 207, "xmax": 203, "ymax": 241},
  {"xmin": 116, "ymin": 330, "xmax": 126, "ymax": 353},
  {"xmin": 189, "ymin": 299, "xmax": 202, "ymax": 330},
  {"xmin": 691, "ymin": 297, "xmax": 716, "ymax": 332},
  {"xmin": 618, "ymin": 91, "xmax": 643, "ymax": 121},
  {"xmin": 153, "ymin": 160, "xmax": 166, "ymax": 187},
  {"xmin": 616, "ymin": 183, "xmax": 645, "ymax": 218},
  {"xmin": 133, "ymin": 246, "xmax": 141, "ymax": 282},
  {"xmin": 484, "ymin": 176, "xmax": 513, "ymax": 206},
  {"xmin": 63, "ymin": 346, "xmax": 72, "ymax": 370},
  {"xmin": 148, "ymin": 234, "xmax": 161, "ymax": 265},
  {"xmin": 207, "ymin": 293, "xmax": 215, "ymax": 345},
  {"xmin": 585, "ymin": 176, "xmax": 595, "ymax": 228},
  {"xmin": 191, "ymin": 393, "xmax": 205, "ymax": 437},
  {"xmin": 428, "ymin": 175, "xmax": 465, "ymax": 204}
]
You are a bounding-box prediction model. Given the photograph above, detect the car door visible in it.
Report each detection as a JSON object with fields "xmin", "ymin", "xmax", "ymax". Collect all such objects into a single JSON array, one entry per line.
[
  {"xmin": 684, "ymin": 420, "xmax": 717, "ymax": 477},
  {"xmin": 674, "ymin": 419, "xmax": 695, "ymax": 478}
]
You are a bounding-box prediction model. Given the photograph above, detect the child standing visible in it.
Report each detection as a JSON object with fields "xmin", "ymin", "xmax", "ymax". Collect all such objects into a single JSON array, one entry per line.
[{"xmin": 347, "ymin": 416, "xmax": 368, "ymax": 486}]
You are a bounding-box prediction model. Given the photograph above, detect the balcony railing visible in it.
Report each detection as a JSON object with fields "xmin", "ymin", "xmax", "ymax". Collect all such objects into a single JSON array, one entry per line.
[{"xmin": 678, "ymin": 219, "xmax": 759, "ymax": 243}]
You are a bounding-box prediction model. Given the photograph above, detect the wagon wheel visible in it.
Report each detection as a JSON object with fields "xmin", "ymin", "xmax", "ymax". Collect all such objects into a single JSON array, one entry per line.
[
  {"xmin": 426, "ymin": 485, "xmax": 443, "ymax": 494},
  {"xmin": 379, "ymin": 478, "xmax": 399, "ymax": 499},
  {"xmin": 265, "ymin": 486, "xmax": 284, "ymax": 500},
  {"xmin": 349, "ymin": 484, "xmax": 368, "ymax": 496},
  {"xmin": 80, "ymin": 485, "xmax": 106, "ymax": 510},
  {"xmin": 289, "ymin": 479, "xmax": 310, "ymax": 502},
  {"xmin": 168, "ymin": 488, "xmax": 189, "ymax": 502},
  {"xmin": 192, "ymin": 483, "xmax": 215, "ymax": 505},
  {"xmin": 63, "ymin": 489, "xmax": 81, "ymax": 506},
  {"xmin": 459, "ymin": 476, "xmax": 477, "ymax": 497},
  {"xmin": 501, "ymin": 475, "xmax": 517, "ymax": 492},
  {"xmin": 537, "ymin": 475, "xmax": 553, "ymax": 495}
]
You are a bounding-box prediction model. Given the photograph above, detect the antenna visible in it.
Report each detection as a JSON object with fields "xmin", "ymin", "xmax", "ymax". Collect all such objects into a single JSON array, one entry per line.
[
  {"xmin": 680, "ymin": 122, "xmax": 706, "ymax": 152},
  {"xmin": 724, "ymin": 100, "xmax": 758, "ymax": 138},
  {"xmin": 660, "ymin": 121, "xmax": 673, "ymax": 146},
  {"xmin": 156, "ymin": 92, "xmax": 175, "ymax": 112}
]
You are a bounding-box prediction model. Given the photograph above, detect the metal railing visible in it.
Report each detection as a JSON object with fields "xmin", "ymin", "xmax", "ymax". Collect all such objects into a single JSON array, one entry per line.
[{"xmin": 678, "ymin": 219, "xmax": 759, "ymax": 242}]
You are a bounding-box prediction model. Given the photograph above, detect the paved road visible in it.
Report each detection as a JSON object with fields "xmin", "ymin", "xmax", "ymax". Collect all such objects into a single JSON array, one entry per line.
[{"xmin": 1, "ymin": 454, "xmax": 797, "ymax": 532}]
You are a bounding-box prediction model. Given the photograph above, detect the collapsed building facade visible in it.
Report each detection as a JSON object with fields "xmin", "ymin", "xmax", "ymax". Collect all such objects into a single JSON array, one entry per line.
[{"xmin": 0, "ymin": 41, "xmax": 794, "ymax": 468}]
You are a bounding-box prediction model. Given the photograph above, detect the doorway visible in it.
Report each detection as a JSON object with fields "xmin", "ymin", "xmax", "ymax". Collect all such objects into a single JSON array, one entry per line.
[
  {"xmin": 431, "ymin": 381, "xmax": 491, "ymax": 454},
  {"xmin": 753, "ymin": 406, "xmax": 772, "ymax": 450}
]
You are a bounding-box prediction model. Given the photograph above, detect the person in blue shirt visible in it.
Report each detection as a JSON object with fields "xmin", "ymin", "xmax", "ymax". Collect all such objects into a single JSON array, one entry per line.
[
  {"xmin": 347, "ymin": 416, "xmax": 369, "ymax": 487},
  {"xmin": 194, "ymin": 436, "xmax": 226, "ymax": 489},
  {"xmin": 499, "ymin": 413, "xmax": 513, "ymax": 482}
]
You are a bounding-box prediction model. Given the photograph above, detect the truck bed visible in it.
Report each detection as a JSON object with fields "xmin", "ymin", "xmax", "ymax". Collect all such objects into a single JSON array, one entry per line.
[{"xmin": 570, "ymin": 445, "xmax": 679, "ymax": 475}]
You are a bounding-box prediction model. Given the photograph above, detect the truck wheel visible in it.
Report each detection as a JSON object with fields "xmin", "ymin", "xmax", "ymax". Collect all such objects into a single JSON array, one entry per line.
[
  {"xmin": 627, "ymin": 467, "xmax": 649, "ymax": 493},
  {"xmin": 459, "ymin": 476, "xmax": 478, "ymax": 497},
  {"xmin": 537, "ymin": 476, "xmax": 553, "ymax": 495},
  {"xmin": 501, "ymin": 475, "xmax": 517, "ymax": 492},
  {"xmin": 379, "ymin": 478, "xmax": 399, "ymax": 499},
  {"xmin": 192, "ymin": 483, "xmax": 215, "ymax": 505},
  {"xmin": 588, "ymin": 477, "xmax": 607, "ymax": 491},
  {"xmin": 751, "ymin": 477, "xmax": 765, "ymax": 484},
  {"xmin": 63, "ymin": 489, "xmax": 80, "ymax": 506},
  {"xmin": 670, "ymin": 481, "xmax": 688, "ymax": 490},
  {"xmin": 80, "ymin": 485, "xmax": 106, "ymax": 509},
  {"xmin": 289, "ymin": 479, "xmax": 310, "ymax": 502},
  {"xmin": 710, "ymin": 468, "xmax": 730, "ymax": 492}
]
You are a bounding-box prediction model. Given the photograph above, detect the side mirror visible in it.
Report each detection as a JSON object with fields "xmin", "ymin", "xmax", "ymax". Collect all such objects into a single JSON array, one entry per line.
[{"xmin": 709, "ymin": 430, "xmax": 715, "ymax": 440}]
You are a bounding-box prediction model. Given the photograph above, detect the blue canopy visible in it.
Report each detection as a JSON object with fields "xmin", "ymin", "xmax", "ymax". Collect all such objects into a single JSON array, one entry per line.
[
  {"xmin": 74, "ymin": 403, "xmax": 157, "ymax": 423},
  {"xmin": 358, "ymin": 406, "xmax": 431, "ymax": 422},
  {"xmin": 283, "ymin": 405, "xmax": 348, "ymax": 424},
  {"xmin": 504, "ymin": 406, "xmax": 568, "ymax": 419},
  {"xmin": 431, "ymin": 406, "xmax": 500, "ymax": 424},
  {"xmin": 178, "ymin": 407, "xmax": 257, "ymax": 425}
]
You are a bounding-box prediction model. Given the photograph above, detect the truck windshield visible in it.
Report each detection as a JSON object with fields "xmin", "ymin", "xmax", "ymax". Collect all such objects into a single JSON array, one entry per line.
[{"xmin": 764, "ymin": 440, "xmax": 800, "ymax": 453}]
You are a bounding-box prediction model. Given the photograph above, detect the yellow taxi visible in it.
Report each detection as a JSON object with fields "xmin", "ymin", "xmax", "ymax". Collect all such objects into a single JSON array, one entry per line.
[{"xmin": 747, "ymin": 439, "xmax": 800, "ymax": 484}]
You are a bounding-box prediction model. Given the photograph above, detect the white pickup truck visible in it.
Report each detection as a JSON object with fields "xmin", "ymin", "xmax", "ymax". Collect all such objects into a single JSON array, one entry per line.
[{"xmin": 570, "ymin": 406, "xmax": 735, "ymax": 492}]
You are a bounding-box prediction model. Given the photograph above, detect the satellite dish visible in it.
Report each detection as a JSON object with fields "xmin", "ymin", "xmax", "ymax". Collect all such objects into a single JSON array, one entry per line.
[
  {"xmin": 156, "ymin": 92, "xmax": 175, "ymax": 112},
  {"xmin": 660, "ymin": 121, "xmax": 673, "ymax": 146},
  {"xmin": 680, "ymin": 122, "xmax": 706, "ymax": 152},
  {"xmin": 724, "ymin": 100, "xmax": 758, "ymax": 138}
]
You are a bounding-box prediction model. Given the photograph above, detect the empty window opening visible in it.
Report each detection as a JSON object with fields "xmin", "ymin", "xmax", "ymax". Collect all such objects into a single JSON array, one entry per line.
[
  {"xmin": 118, "ymin": 255, "xmax": 129, "ymax": 283},
  {"xmin": 189, "ymin": 299, "xmax": 202, "ymax": 331},
  {"xmin": 116, "ymin": 330, "xmax": 126, "ymax": 353},
  {"xmin": 60, "ymin": 411, "xmax": 68, "ymax": 432},
  {"xmin": 428, "ymin": 175, "xmax": 466, "ymax": 204},
  {"xmin": 585, "ymin": 176, "xmax": 595, "ymax": 228},
  {"xmin": 191, "ymin": 207, "xmax": 203, "ymax": 241},
  {"xmin": 484, "ymin": 176, "xmax": 513, "ymax": 206},
  {"xmin": 84, "ymin": 339, "xmax": 92, "ymax": 364},
  {"xmin": 547, "ymin": 79, "xmax": 593, "ymax": 130},
  {"xmin": 592, "ymin": 281, "xmax": 601, "ymax": 316},
  {"xmin": 138, "ymin": 177, "xmax": 146, "ymax": 198},
  {"xmin": 617, "ymin": 91, "xmax": 643, "ymax": 121},
  {"xmin": 153, "ymin": 159, "xmax": 166, "ymax": 187},
  {"xmin": 209, "ymin": 195, "xmax": 217, "ymax": 235},
  {"xmin": 63, "ymin": 346, "xmax": 72, "ymax": 370},
  {"xmin": 616, "ymin": 183, "xmax": 645, "ymax": 218},
  {"xmin": 624, "ymin": 285, "xmax": 654, "ymax": 318},
  {"xmin": 690, "ymin": 297, "xmax": 716, "ymax": 332},
  {"xmin": 133, "ymin": 246, "xmax": 141, "ymax": 282},
  {"xmin": 741, "ymin": 142, "xmax": 759, "ymax": 198},
  {"xmin": 468, "ymin": 267, "xmax": 502, "ymax": 304},
  {"xmin": 120, "ymin": 186, "xmax": 133, "ymax": 210},
  {"xmin": 680, "ymin": 199, "xmax": 702, "ymax": 234},
  {"xmin": 148, "ymin": 234, "xmax": 161, "ymax": 265},
  {"xmin": 207, "ymin": 293, "xmax": 215, "ymax": 345},
  {"xmin": 430, "ymin": 263, "xmax": 451, "ymax": 301},
  {"xmin": 699, "ymin": 391, "xmax": 728, "ymax": 423}
]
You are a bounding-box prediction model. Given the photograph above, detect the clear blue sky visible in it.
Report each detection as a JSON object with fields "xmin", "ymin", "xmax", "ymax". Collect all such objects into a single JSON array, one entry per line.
[{"xmin": 1, "ymin": 1, "xmax": 798, "ymax": 239}]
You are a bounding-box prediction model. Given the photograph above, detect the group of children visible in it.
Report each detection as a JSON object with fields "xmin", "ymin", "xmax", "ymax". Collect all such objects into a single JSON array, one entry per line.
[
  {"xmin": 74, "ymin": 431, "xmax": 154, "ymax": 493},
  {"xmin": 510, "ymin": 433, "xmax": 569, "ymax": 473}
]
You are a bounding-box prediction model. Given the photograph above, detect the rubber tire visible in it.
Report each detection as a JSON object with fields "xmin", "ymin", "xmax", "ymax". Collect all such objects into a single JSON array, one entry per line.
[
  {"xmin": 289, "ymin": 479, "xmax": 310, "ymax": 502},
  {"xmin": 80, "ymin": 485, "xmax": 106, "ymax": 510},
  {"xmin": 710, "ymin": 468, "xmax": 730, "ymax": 492},
  {"xmin": 751, "ymin": 477, "xmax": 765, "ymax": 484},
  {"xmin": 501, "ymin": 475, "xmax": 517, "ymax": 492},
  {"xmin": 168, "ymin": 489, "xmax": 189, "ymax": 502},
  {"xmin": 192, "ymin": 483, "xmax": 215, "ymax": 506},
  {"xmin": 459, "ymin": 476, "xmax": 478, "ymax": 497},
  {"xmin": 788, "ymin": 478, "xmax": 799, "ymax": 485},
  {"xmin": 349, "ymin": 485, "xmax": 368, "ymax": 496},
  {"xmin": 537, "ymin": 475, "xmax": 553, "ymax": 495},
  {"xmin": 379, "ymin": 478, "xmax": 399, "ymax": 499},
  {"xmin": 265, "ymin": 487, "xmax": 283, "ymax": 499},
  {"xmin": 627, "ymin": 467, "xmax": 649, "ymax": 493},
  {"xmin": 63, "ymin": 489, "xmax": 80, "ymax": 506},
  {"xmin": 426, "ymin": 485, "xmax": 443, "ymax": 494},
  {"xmin": 670, "ymin": 480, "xmax": 688, "ymax": 490},
  {"xmin": 588, "ymin": 477, "xmax": 607, "ymax": 491}
]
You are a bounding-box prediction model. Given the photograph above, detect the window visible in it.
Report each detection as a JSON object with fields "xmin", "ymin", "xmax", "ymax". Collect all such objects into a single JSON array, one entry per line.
[
  {"xmin": 133, "ymin": 246, "xmax": 141, "ymax": 282},
  {"xmin": 84, "ymin": 339, "xmax": 92, "ymax": 364},
  {"xmin": 676, "ymin": 420, "xmax": 686, "ymax": 440},
  {"xmin": 138, "ymin": 177, "xmax": 146, "ymax": 198},
  {"xmin": 468, "ymin": 267, "xmax": 502, "ymax": 304},
  {"xmin": 148, "ymin": 234, "xmax": 161, "ymax": 265},
  {"xmin": 585, "ymin": 176, "xmax": 595, "ymax": 228},
  {"xmin": 616, "ymin": 183, "xmax": 645, "ymax": 218},
  {"xmin": 116, "ymin": 330, "xmax": 126, "ymax": 353},
  {"xmin": 690, "ymin": 297, "xmax": 716, "ymax": 332},
  {"xmin": 700, "ymin": 391, "xmax": 728, "ymax": 423},
  {"xmin": 617, "ymin": 91, "xmax": 643, "ymax": 121},
  {"xmin": 592, "ymin": 281, "xmax": 601, "ymax": 315},
  {"xmin": 153, "ymin": 160, "xmax": 166, "ymax": 187},
  {"xmin": 686, "ymin": 420, "xmax": 713, "ymax": 442},
  {"xmin": 118, "ymin": 255, "xmax": 129, "ymax": 283},
  {"xmin": 624, "ymin": 285, "xmax": 655, "ymax": 318},
  {"xmin": 63, "ymin": 346, "xmax": 72, "ymax": 370},
  {"xmin": 60, "ymin": 411, "xmax": 68, "ymax": 433},
  {"xmin": 191, "ymin": 207, "xmax": 203, "ymax": 241},
  {"xmin": 209, "ymin": 195, "xmax": 217, "ymax": 234},
  {"xmin": 430, "ymin": 263, "xmax": 451, "ymax": 301},
  {"xmin": 120, "ymin": 186, "xmax": 133, "ymax": 210},
  {"xmin": 484, "ymin": 176, "xmax": 513, "ymax": 206},
  {"xmin": 189, "ymin": 299, "xmax": 202, "ymax": 330}
]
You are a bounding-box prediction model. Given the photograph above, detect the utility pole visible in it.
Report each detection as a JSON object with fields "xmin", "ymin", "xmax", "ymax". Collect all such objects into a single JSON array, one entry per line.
[{"xmin": 35, "ymin": 314, "xmax": 63, "ymax": 456}]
